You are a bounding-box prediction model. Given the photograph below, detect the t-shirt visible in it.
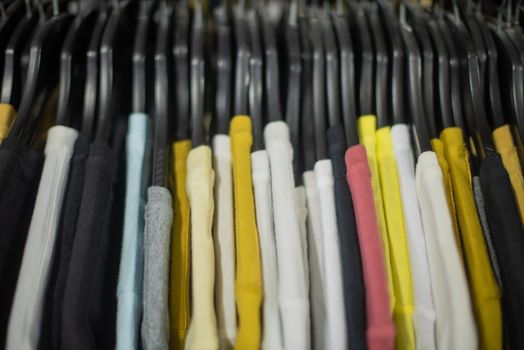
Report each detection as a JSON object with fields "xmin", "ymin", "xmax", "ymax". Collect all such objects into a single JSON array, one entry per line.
[
  {"xmin": 326, "ymin": 125, "xmax": 366, "ymax": 350},
  {"xmin": 264, "ymin": 121, "xmax": 310, "ymax": 350},
  {"xmin": 376, "ymin": 126, "xmax": 415, "ymax": 350},
  {"xmin": 0, "ymin": 137, "xmax": 43, "ymax": 348},
  {"xmin": 479, "ymin": 152, "xmax": 524, "ymax": 349},
  {"xmin": 314, "ymin": 159, "xmax": 348, "ymax": 350},
  {"xmin": 142, "ymin": 186, "xmax": 173, "ymax": 350},
  {"xmin": 345, "ymin": 145, "xmax": 395, "ymax": 350},
  {"xmin": 303, "ymin": 170, "xmax": 326, "ymax": 350},
  {"xmin": 415, "ymin": 151, "xmax": 477, "ymax": 350},
  {"xmin": 116, "ymin": 113, "xmax": 149, "ymax": 350},
  {"xmin": 6, "ymin": 126, "xmax": 78, "ymax": 350},
  {"xmin": 169, "ymin": 139, "xmax": 193, "ymax": 350},
  {"xmin": 230, "ymin": 116, "xmax": 263, "ymax": 349},
  {"xmin": 493, "ymin": 124, "xmax": 524, "ymax": 224},
  {"xmin": 211, "ymin": 135, "xmax": 236, "ymax": 349},
  {"xmin": 357, "ymin": 116, "xmax": 395, "ymax": 312},
  {"xmin": 0, "ymin": 103, "xmax": 15, "ymax": 143},
  {"xmin": 391, "ymin": 124, "xmax": 436, "ymax": 350},
  {"xmin": 440, "ymin": 127, "xmax": 502, "ymax": 350},
  {"xmin": 184, "ymin": 145, "xmax": 219, "ymax": 350},
  {"xmin": 46, "ymin": 135, "xmax": 89, "ymax": 350},
  {"xmin": 60, "ymin": 142, "xmax": 120, "ymax": 350},
  {"xmin": 251, "ymin": 149, "xmax": 282, "ymax": 350}
]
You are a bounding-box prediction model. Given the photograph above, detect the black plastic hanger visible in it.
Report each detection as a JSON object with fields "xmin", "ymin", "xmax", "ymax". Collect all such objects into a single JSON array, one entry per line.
[
  {"xmin": 55, "ymin": 3, "xmax": 100, "ymax": 128},
  {"xmin": 132, "ymin": 0, "xmax": 156, "ymax": 115},
  {"xmin": 332, "ymin": 11, "xmax": 358, "ymax": 146},
  {"xmin": 0, "ymin": 0, "xmax": 25, "ymax": 85},
  {"xmin": 299, "ymin": 11, "xmax": 313, "ymax": 179},
  {"xmin": 173, "ymin": 1, "xmax": 189, "ymax": 140},
  {"xmin": 322, "ymin": 11, "xmax": 341, "ymax": 130},
  {"xmin": 399, "ymin": 2, "xmax": 430, "ymax": 153},
  {"xmin": 213, "ymin": 4, "xmax": 232, "ymax": 135},
  {"xmin": 9, "ymin": 2, "xmax": 74, "ymax": 143},
  {"xmin": 247, "ymin": 9, "xmax": 263, "ymax": 151},
  {"xmin": 380, "ymin": 1, "xmax": 407, "ymax": 126},
  {"xmin": 260, "ymin": 7, "xmax": 282, "ymax": 124},
  {"xmin": 367, "ymin": 2, "xmax": 389, "ymax": 128},
  {"xmin": 152, "ymin": 1, "xmax": 173, "ymax": 187},
  {"xmin": 95, "ymin": 0, "xmax": 136, "ymax": 144},
  {"xmin": 284, "ymin": 1, "xmax": 303, "ymax": 178},
  {"xmin": 190, "ymin": 0, "xmax": 205, "ymax": 148},
  {"xmin": 406, "ymin": 5, "xmax": 438, "ymax": 138},
  {"xmin": 1, "ymin": 0, "xmax": 41, "ymax": 108},
  {"xmin": 232, "ymin": 3, "xmax": 250, "ymax": 116},
  {"xmin": 436, "ymin": 8, "xmax": 465, "ymax": 130},
  {"xmin": 426, "ymin": 12, "xmax": 453, "ymax": 132},
  {"xmin": 447, "ymin": 2, "xmax": 493, "ymax": 155},
  {"xmin": 353, "ymin": 2, "xmax": 374, "ymax": 116},
  {"xmin": 309, "ymin": 7, "xmax": 327, "ymax": 161},
  {"xmin": 81, "ymin": 7, "xmax": 108, "ymax": 138}
]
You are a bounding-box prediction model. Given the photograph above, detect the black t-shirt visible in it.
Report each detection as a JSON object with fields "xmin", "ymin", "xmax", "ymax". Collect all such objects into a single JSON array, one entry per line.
[
  {"xmin": 60, "ymin": 142, "xmax": 122, "ymax": 350},
  {"xmin": 36, "ymin": 135, "xmax": 89, "ymax": 350},
  {"xmin": 327, "ymin": 124, "xmax": 366, "ymax": 350},
  {"xmin": 0, "ymin": 136, "xmax": 43, "ymax": 348},
  {"xmin": 479, "ymin": 152, "xmax": 524, "ymax": 349}
]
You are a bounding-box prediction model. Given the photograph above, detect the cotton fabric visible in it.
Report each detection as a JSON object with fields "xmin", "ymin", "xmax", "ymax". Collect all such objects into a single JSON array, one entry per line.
[
  {"xmin": 430, "ymin": 138, "xmax": 461, "ymax": 251},
  {"xmin": 6, "ymin": 126, "xmax": 77, "ymax": 350},
  {"xmin": 357, "ymin": 116, "xmax": 395, "ymax": 312},
  {"xmin": 142, "ymin": 186, "xmax": 173, "ymax": 350},
  {"xmin": 212, "ymin": 135, "xmax": 236, "ymax": 350},
  {"xmin": 391, "ymin": 124, "xmax": 436, "ymax": 350},
  {"xmin": 116, "ymin": 113, "xmax": 148, "ymax": 350},
  {"xmin": 0, "ymin": 103, "xmax": 15, "ymax": 142},
  {"xmin": 0, "ymin": 137, "xmax": 43, "ymax": 348},
  {"xmin": 251, "ymin": 150, "xmax": 282, "ymax": 350},
  {"xmin": 303, "ymin": 171, "xmax": 325, "ymax": 350},
  {"xmin": 314, "ymin": 160, "xmax": 348, "ymax": 350},
  {"xmin": 264, "ymin": 121, "xmax": 310, "ymax": 350},
  {"xmin": 376, "ymin": 126, "xmax": 415, "ymax": 350},
  {"xmin": 169, "ymin": 139, "xmax": 192, "ymax": 350},
  {"xmin": 185, "ymin": 145, "xmax": 218, "ymax": 350},
  {"xmin": 327, "ymin": 125, "xmax": 366, "ymax": 350},
  {"xmin": 493, "ymin": 125, "xmax": 524, "ymax": 224},
  {"xmin": 230, "ymin": 116, "xmax": 263, "ymax": 350},
  {"xmin": 472, "ymin": 176, "xmax": 501, "ymax": 286},
  {"xmin": 440, "ymin": 127, "xmax": 502, "ymax": 350},
  {"xmin": 479, "ymin": 152, "xmax": 524, "ymax": 349},
  {"xmin": 416, "ymin": 151, "xmax": 477, "ymax": 350},
  {"xmin": 345, "ymin": 145, "xmax": 395, "ymax": 350},
  {"xmin": 60, "ymin": 142, "xmax": 121, "ymax": 350},
  {"xmin": 48, "ymin": 135, "xmax": 89, "ymax": 349}
]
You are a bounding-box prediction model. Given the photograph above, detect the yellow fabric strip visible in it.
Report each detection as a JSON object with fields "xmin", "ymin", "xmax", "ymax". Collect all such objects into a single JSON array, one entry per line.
[
  {"xmin": 440, "ymin": 127, "xmax": 502, "ymax": 350},
  {"xmin": 431, "ymin": 138, "xmax": 463, "ymax": 256},
  {"xmin": 493, "ymin": 125, "xmax": 524, "ymax": 224},
  {"xmin": 376, "ymin": 126, "xmax": 415, "ymax": 350},
  {"xmin": 358, "ymin": 115, "xmax": 395, "ymax": 315},
  {"xmin": 0, "ymin": 104, "xmax": 15, "ymax": 143},
  {"xmin": 168, "ymin": 140, "xmax": 192, "ymax": 349},
  {"xmin": 230, "ymin": 116, "xmax": 263, "ymax": 350}
]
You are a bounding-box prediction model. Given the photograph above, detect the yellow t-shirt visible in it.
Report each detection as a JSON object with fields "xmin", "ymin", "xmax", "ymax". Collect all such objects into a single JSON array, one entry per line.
[
  {"xmin": 357, "ymin": 115, "xmax": 395, "ymax": 314},
  {"xmin": 493, "ymin": 125, "xmax": 524, "ymax": 224},
  {"xmin": 230, "ymin": 116, "xmax": 263, "ymax": 350},
  {"xmin": 0, "ymin": 104, "xmax": 15, "ymax": 143},
  {"xmin": 431, "ymin": 138, "xmax": 462, "ymax": 255},
  {"xmin": 376, "ymin": 126, "xmax": 415, "ymax": 350},
  {"xmin": 169, "ymin": 140, "xmax": 192, "ymax": 349},
  {"xmin": 440, "ymin": 127, "xmax": 502, "ymax": 350}
]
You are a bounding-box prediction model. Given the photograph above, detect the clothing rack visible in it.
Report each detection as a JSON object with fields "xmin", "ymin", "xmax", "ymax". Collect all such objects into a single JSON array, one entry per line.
[{"xmin": 0, "ymin": 0, "xmax": 523, "ymax": 349}]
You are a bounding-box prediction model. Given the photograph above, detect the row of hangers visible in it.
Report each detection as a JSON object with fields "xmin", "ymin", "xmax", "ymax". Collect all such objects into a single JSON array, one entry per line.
[{"xmin": 0, "ymin": 0, "xmax": 524, "ymax": 186}]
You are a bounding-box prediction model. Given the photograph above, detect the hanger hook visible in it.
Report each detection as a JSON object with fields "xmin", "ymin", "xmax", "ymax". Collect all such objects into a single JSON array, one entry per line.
[{"xmin": 289, "ymin": 0, "xmax": 298, "ymax": 26}]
